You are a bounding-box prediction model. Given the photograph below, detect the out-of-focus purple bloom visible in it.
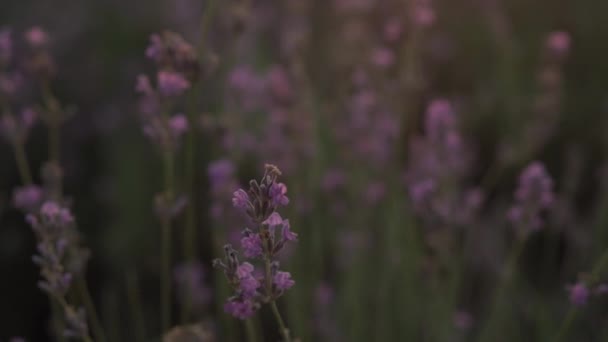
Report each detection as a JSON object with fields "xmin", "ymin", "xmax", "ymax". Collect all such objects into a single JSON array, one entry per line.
[
  {"xmin": 273, "ymin": 271, "xmax": 295, "ymax": 290},
  {"xmin": 384, "ymin": 19, "xmax": 403, "ymax": 42},
  {"xmin": 0, "ymin": 107, "xmax": 38, "ymax": 144},
  {"xmin": 322, "ymin": 168, "xmax": 346, "ymax": 192},
  {"xmin": 508, "ymin": 162, "xmax": 554, "ymax": 233},
  {"xmin": 24, "ymin": 27, "xmax": 49, "ymax": 48},
  {"xmin": 232, "ymin": 189, "xmax": 251, "ymax": 211},
  {"xmin": 453, "ymin": 310, "xmax": 473, "ymax": 331},
  {"xmin": 174, "ymin": 262, "xmax": 210, "ymax": 313},
  {"xmin": 266, "ymin": 65, "xmax": 293, "ymax": 103},
  {"xmin": 568, "ymin": 282, "xmax": 589, "ymax": 306},
  {"xmin": 412, "ymin": 0, "xmax": 436, "ymax": 28},
  {"xmin": 9, "ymin": 338, "xmax": 26, "ymax": 342},
  {"xmin": 13, "ymin": 185, "xmax": 44, "ymax": 213},
  {"xmin": 168, "ymin": 114, "xmax": 188, "ymax": 137},
  {"xmin": 0, "ymin": 71, "xmax": 23, "ymax": 96},
  {"xmin": 157, "ymin": 71, "xmax": 190, "ymax": 97},
  {"xmin": 224, "ymin": 298, "xmax": 256, "ymax": 319},
  {"xmin": 40, "ymin": 201, "xmax": 74, "ymax": 227},
  {"xmin": 135, "ymin": 74, "xmax": 154, "ymax": 95},
  {"xmin": 241, "ymin": 233, "xmax": 263, "ymax": 258},
  {"xmin": 269, "ymin": 182, "xmax": 289, "ymax": 206},
  {"xmin": 370, "ymin": 47, "xmax": 395, "ymax": 68},
  {"xmin": 406, "ymin": 99, "xmax": 479, "ymax": 225},
  {"xmin": 144, "ymin": 32, "xmax": 198, "ymax": 74},
  {"xmin": 208, "ymin": 159, "xmax": 235, "ymax": 187},
  {"xmin": 546, "ymin": 31, "xmax": 571, "ymax": 58}
]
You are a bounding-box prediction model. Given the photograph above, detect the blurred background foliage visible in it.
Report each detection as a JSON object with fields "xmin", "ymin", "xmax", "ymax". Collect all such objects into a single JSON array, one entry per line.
[{"xmin": 2, "ymin": 0, "xmax": 608, "ymax": 341}]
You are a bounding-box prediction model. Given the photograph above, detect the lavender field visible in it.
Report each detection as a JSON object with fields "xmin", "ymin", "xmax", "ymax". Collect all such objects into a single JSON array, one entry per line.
[{"xmin": 2, "ymin": 0, "xmax": 608, "ymax": 341}]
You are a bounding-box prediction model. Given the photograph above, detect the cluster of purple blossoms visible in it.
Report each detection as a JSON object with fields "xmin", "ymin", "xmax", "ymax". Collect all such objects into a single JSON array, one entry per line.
[
  {"xmin": 406, "ymin": 99, "xmax": 483, "ymax": 226},
  {"xmin": 12, "ymin": 184, "xmax": 44, "ymax": 213},
  {"xmin": 174, "ymin": 262, "xmax": 211, "ymax": 315},
  {"xmin": 0, "ymin": 108, "xmax": 38, "ymax": 145},
  {"xmin": 213, "ymin": 164, "xmax": 297, "ymax": 320},
  {"xmin": 507, "ymin": 162, "xmax": 555, "ymax": 235},
  {"xmin": 27, "ymin": 201, "xmax": 90, "ymax": 339},
  {"xmin": 136, "ymin": 31, "xmax": 197, "ymax": 152},
  {"xmin": 0, "ymin": 29, "xmax": 42, "ymax": 146},
  {"xmin": 566, "ymin": 281, "xmax": 608, "ymax": 307}
]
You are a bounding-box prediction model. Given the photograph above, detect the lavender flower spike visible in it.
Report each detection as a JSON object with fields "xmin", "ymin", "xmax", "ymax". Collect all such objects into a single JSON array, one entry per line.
[{"xmin": 213, "ymin": 164, "xmax": 296, "ymax": 341}]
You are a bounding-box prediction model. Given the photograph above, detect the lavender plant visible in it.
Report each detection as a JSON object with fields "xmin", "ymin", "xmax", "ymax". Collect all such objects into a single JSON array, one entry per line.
[{"xmin": 213, "ymin": 164, "xmax": 296, "ymax": 341}]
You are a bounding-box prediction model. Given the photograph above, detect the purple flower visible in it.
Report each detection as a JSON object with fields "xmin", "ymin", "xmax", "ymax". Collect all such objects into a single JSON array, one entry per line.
[
  {"xmin": 157, "ymin": 71, "xmax": 190, "ymax": 97},
  {"xmin": 273, "ymin": 271, "xmax": 295, "ymax": 290},
  {"xmin": 40, "ymin": 201, "xmax": 74, "ymax": 226},
  {"xmin": 508, "ymin": 162, "xmax": 554, "ymax": 233},
  {"xmin": 281, "ymin": 220, "xmax": 298, "ymax": 242},
  {"xmin": 269, "ymin": 182, "xmax": 289, "ymax": 206},
  {"xmin": 546, "ymin": 31, "xmax": 571, "ymax": 57},
  {"xmin": 168, "ymin": 114, "xmax": 188, "ymax": 137},
  {"xmin": 568, "ymin": 282, "xmax": 589, "ymax": 306},
  {"xmin": 232, "ymin": 189, "xmax": 251, "ymax": 210},
  {"xmin": 453, "ymin": 310, "xmax": 473, "ymax": 331},
  {"xmin": 236, "ymin": 262, "xmax": 255, "ymax": 278},
  {"xmin": 208, "ymin": 159, "xmax": 235, "ymax": 187},
  {"xmin": 370, "ymin": 47, "xmax": 395, "ymax": 68},
  {"xmin": 234, "ymin": 263, "xmax": 260, "ymax": 297},
  {"xmin": 174, "ymin": 262, "xmax": 210, "ymax": 312},
  {"xmin": 145, "ymin": 34, "xmax": 163, "ymax": 61},
  {"xmin": 224, "ymin": 298, "xmax": 256, "ymax": 319},
  {"xmin": 241, "ymin": 233, "xmax": 263, "ymax": 258},
  {"xmin": 135, "ymin": 74, "xmax": 154, "ymax": 95},
  {"xmin": 263, "ymin": 212, "xmax": 284, "ymax": 227},
  {"xmin": 24, "ymin": 27, "xmax": 49, "ymax": 48},
  {"xmin": 13, "ymin": 185, "xmax": 43, "ymax": 213}
]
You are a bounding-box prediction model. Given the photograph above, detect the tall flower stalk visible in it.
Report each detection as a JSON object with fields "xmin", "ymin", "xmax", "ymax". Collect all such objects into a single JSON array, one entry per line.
[{"xmin": 214, "ymin": 164, "xmax": 296, "ymax": 341}]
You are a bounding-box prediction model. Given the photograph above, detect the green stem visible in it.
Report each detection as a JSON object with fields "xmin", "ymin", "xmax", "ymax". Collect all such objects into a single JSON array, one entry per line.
[
  {"xmin": 553, "ymin": 248, "xmax": 608, "ymax": 341},
  {"xmin": 42, "ymin": 81, "xmax": 61, "ymax": 164},
  {"xmin": 264, "ymin": 257, "xmax": 291, "ymax": 342},
  {"xmin": 77, "ymin": 276, "xmax": 106, "ymax": 342},
  {"xmin": 479, "ymin": 238, "xmax": 526, "ymax": 342},
  {"xmin": 270, "ymin": 301, "xmax": 291, "ymax": 342},
  {"xmin": 126, "ymin": 271, "xmax": 146, "ymax": 342},
  {"xmin": 244, "ymin": 318, "xmax": 258, "ymax": 342},
  {"xmin": 553, "ymin": 309, "xmax": 576, "ymax": 342},
  {"xmin": 13, "ymin": 142, "xmax": 33, "ymax": 185},
  {"xmin": 160, "ymin": 111, "xmax": 175, "ymax": 332}
]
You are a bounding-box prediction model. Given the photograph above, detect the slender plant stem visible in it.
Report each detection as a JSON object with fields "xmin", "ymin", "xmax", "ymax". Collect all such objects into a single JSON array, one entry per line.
[
  {"xmin": 42, "ymin": 81, "xmax": 61, "ymax": 164},
  {"xmin": 13, "ymin": 142, "xmax": 33, "ymax": 185},
  {"xmin": 160, "ymin": 106, "xmax": 175, "ymax": 332},
  {"xmin": 479, "ymin": 238, "xmax": 526, "ymax": 342},
  {"xmin": 126, "ymin": 271, "xmax": 146, "ymax": 342},
  {"xmin": 553, "ymin": 309, "xmax": 576, "ymax": 342},
  {"xmin": 178, "ymin": 0, "xmax": 219, "ymax": 325},
  {"xmin": 264, "ymin": 256, "xmax": 291, "ymax": 342},
  {"xmin": 244, "ymin": 318, "xmax": 258, "ymax": 342},
  {"xmin": 553, "ymin": 248, "xmax": 608, "ymax": 341},
  {"xmin": 77, "ymin": 276, "xmax": 106, "ymax": 342},
  {"xmin": 270, "ymin": 301, "xmax": 291, "ymax": 342}
]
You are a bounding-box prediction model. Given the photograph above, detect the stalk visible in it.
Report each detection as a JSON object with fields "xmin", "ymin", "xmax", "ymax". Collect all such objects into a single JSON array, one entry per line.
[
  {"xmin": 479, "ymin": 238, "xmax": 526, "ymax": 342},
  {"xmin": 161, "ymin": 143, "xmax": 174, "ymax": 333},
  {"xmin": 264, "ymin": 256, "xmax": 291, "ymax": 342},
  {"xmin": 126, "ymin": 271, "xmax": 146, "ymax": 342},
  {"xmin": 554, "ymin": 248, "xmax": 608, "ymax": 342}
]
